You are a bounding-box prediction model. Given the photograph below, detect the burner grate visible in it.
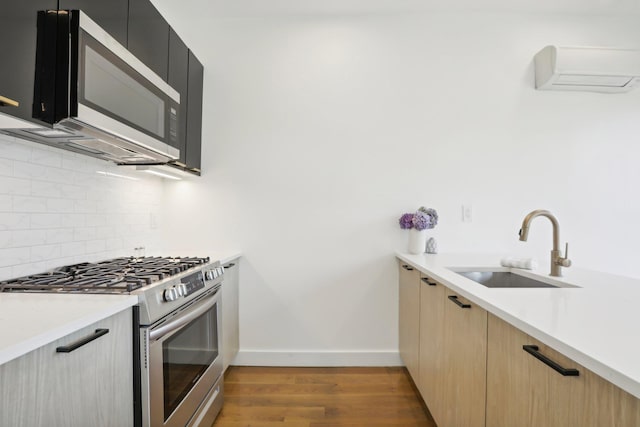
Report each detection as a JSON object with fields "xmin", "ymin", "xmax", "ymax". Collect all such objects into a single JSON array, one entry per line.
[{"xmin": 0, "ymin": 256, "xmax": 210, "ymax": 294}]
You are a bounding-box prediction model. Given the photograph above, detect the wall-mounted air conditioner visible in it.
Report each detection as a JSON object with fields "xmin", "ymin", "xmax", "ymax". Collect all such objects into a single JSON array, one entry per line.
[{"xmin": 534, "ymin": 45, "xmax": 640, "ymax": 93}]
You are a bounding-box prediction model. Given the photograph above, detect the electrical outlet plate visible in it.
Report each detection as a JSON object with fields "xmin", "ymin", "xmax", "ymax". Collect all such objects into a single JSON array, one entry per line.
[{"xmin": 462, "ymin": 204, "xmax": 473, "ymax": 222}]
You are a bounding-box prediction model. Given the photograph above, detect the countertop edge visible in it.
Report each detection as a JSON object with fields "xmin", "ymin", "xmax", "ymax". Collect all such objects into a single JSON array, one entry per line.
[
  {"xmin": 0, "ymin": 295, "xmax": 138, "ymax": 366},
  {"xmin": 219, "ymin": 252, "xmax": 242, "ymax": 266},
  {"xmin": 395, "ymin": 252, "xmax": 640, "ymax": 400}
]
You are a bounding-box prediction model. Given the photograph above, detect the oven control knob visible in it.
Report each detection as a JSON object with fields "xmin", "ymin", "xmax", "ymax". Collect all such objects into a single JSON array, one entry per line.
[
  {"xmin": 217, "ymin": 267, "xmax": 225, "ymax": 277},
  {"xmin": 177, "ymin": 283, "xmax": 187, "ymax": 296},
  {"xmin": 205, "ymin": 270, "xmax": 213, "ymax": 280},
  {"xmin": 163, "ymin": 287, "xmax": 179, "ymax": 302},
  {"xmin": 211, "ymin": 269, "xmax": 218, "ymax": 279}
]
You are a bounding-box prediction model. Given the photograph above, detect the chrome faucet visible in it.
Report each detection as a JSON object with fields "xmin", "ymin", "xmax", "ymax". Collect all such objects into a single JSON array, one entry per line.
[{"xmin": 518, "ymin": 209, "xmax": 571, "ymax": 277}]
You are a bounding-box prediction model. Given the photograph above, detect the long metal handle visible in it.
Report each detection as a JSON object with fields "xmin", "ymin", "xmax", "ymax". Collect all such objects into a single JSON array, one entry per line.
[
  {"xmin": 523, "ymin": 345, "xmax": 580, "ymax": 376},
  {"xmin": 149, "ymin": 291, "xmax": 218, "ymax": 341},
  {"xmin": 401, "ymin": 264, "xmax": 414, "ymax": 271},
  {"xmin": 56, "ymin": 329, "xmax": 109, "ymax": 353},
  {"xmin": 0, "ymin": 95, "xmax": 19, "ymax": 107},
  {"xmin": 190, "ymin": 385, "xmax": 220, "ymax": 426},
  {"xmin": 421, "ymin": 277, "xmax": 437, "ymax": 286},
  {"xmin": 224, "ymin": 263, "xmax": 236, "ymax": 268},
  {"xmin": 448, "ymin": 295, "xmax": 471, "ymax": 308}
]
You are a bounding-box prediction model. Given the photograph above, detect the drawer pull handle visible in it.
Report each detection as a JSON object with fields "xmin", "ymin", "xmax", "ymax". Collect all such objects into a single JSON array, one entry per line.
[
  {"xmin": 56, "ymin": 329, "xmax": 109, "ymax": 353},
  {"xmin": 223, "ymin": 263, "xmax": 236, "ymax": 268},
  {"xmin": 401, "ymin": 265, "xmax": 414, "ymax": 271},
  {"xmin": 523, "ymin": 345, "xmax": 580, "ymax": 376},
  {"xmin": 421, "ymin": 277, "xmax": 437, "ymax": 286},
  {"xmin": 0, "ymin": 95, "xmax": 19, "ymax": 107},
  {"xmin": 448, "ymin": 295, "xmax": 471, "ymax": 308}
]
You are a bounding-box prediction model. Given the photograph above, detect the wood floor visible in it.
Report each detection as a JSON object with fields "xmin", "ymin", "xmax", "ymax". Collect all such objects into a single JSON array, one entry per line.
[{"xmin": 211, "ymin": 366, "xmax": 437, "ymax": 427}]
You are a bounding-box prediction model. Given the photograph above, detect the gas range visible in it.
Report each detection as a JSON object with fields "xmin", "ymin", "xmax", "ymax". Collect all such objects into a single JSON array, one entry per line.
[{"xmin": 0, "ymin": 256, "xmax": 225, "ymax": 325}]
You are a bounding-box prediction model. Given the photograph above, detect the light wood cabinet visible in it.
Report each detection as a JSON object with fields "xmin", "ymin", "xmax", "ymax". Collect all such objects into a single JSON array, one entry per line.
[
  {"xmin": 222, "ymin": 258, "xmax": 240, "ymax": 372},
  {"xmin": 417, "ymin": 274, "xmax": 445, "ymax": 421},
  {"xmin": 0, "ymin": 309, "xmax": 133, "ymax": 427},
  {"xmin": 440, "ymin": 290, "xmax": 487, "ymax": 427},
  {"xmin": 399, "ymin": 261, "xmax": 421, "ymax": 381},
  {"xmin": 487, "ymin": 313, "xmax": 640, "ymax": 427}
]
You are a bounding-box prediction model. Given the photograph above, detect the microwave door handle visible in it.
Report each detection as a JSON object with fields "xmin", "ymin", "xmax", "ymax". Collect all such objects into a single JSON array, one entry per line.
[{"xmin": 149, "ymin": 292, "xmax": 218, "ymax": 341}]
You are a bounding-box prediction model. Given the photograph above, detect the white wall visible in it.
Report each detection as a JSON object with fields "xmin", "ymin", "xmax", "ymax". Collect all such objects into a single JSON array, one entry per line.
[
  {"xmin": 0, "ymin": 133, "xmax": 165, "ymax": 281},
  {"xmin": 160, "ymin": 11, "xmax": 640, "ymax": 364}
]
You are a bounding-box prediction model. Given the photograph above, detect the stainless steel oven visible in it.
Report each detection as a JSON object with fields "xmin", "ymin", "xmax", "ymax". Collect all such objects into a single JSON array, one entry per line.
[
  {"xmin": 0, "ymin": 256, "xmax": 225, "ymax": 427},
  {"xmin": 139, "ymin": 268, "xmax": 224, "ymax": 427}
]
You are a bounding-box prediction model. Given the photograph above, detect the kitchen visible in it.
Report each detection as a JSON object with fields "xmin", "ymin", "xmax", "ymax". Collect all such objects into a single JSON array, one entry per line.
[{"xmin": 2, "ymin": 0, "xmax": 640, "ymax": 426}]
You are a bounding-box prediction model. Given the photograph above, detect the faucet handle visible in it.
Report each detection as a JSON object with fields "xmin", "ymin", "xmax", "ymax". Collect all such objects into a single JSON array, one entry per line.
[{"xmin": 559, "ymin": 242, "xmax": 572, "ymax": 267}]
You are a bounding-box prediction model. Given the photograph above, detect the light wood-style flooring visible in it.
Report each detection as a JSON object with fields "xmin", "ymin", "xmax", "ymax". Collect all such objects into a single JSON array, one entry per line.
[{"xmin": 211, "ymin": 366, "xmax": 437, "ymax": 427}]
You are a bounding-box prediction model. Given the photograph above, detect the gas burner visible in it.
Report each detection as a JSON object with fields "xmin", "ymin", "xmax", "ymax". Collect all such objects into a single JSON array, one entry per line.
[{"xmin": 0, "ymin": 256, "xmax": 211, "ymax": 294}]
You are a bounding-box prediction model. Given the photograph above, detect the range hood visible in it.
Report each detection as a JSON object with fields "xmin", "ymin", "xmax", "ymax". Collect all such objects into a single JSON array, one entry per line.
[
  {"xmin": 0, "ymin": 10, "xmax": 180, "ymax": 165},
  {"xmin": 2, "ymin": 115, "xmax": 179, "ymax": 165}
]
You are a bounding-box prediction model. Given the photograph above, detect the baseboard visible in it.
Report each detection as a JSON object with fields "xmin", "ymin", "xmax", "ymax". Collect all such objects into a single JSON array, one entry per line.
[{"xmin": 231, "ymin": 350, "xmax": 403, "ymax": 367}]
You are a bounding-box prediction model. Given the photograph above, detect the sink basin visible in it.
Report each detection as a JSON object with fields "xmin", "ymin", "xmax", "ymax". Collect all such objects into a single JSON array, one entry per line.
[
  {"xmin": 452, "ymin": 271, "xmax": 561, "ymax": 288},
  {"xmin": 456, "ymin": 271, "xmax": 557, "ymax": 288}
]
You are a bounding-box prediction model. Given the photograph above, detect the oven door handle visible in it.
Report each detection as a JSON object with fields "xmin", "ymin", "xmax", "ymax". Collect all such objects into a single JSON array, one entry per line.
[{"xmin": 149, "ymin": 291, "xmax": 218, "ymax": 341}]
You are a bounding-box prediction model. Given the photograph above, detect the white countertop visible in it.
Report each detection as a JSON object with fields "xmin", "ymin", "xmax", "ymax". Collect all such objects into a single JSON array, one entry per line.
[
  {"xmin": 396, "ymin": 252, "xmax": 640, "ymax": 400},
  {"xmin": 0, "ymin": 294, "xmax": 138, "ymax": 365},
  {"xmin": 215, "ymin": 251, "xmax": 242, "ymax": 266}
]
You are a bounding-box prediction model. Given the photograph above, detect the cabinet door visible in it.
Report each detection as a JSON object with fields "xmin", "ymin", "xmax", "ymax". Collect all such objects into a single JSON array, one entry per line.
[
  {"xmin": 168, "ymin": 28, "xmax": 188, "ymax": 155},
  {"xmin": 441, "ymin": 290, "xmax": 487, "ymax": 427},
  {"xmin": 127, "ymin": 0, "xmax": 169, "ymax": 81},
  {"xmin": 398, "ymin": 262, "xmax": 420, "ymax": 381},
  {"xmin": 418, "ymin": 275, "xmax": 445, "ymax": 423},
  {"xmin": 58, "ymin": 0, "xmax": 128, "ymax": 46},
  {"xmin": 222, "ymin": 259, "xmax": 240, "ymax": 372},
  {"xmin": 185, "ymin": 50, "xmax": 204, "ymax": 173},
  {"xmin": 487, "ymin": 313, "xmax": 640, "ymax": 427},
  {"xmin": 0, "ymin": 309, "xmax": 133, "ymax": 427},
  {"xmin": 0, "ymin": 0, "xmax": 56, "ymax": 124}
]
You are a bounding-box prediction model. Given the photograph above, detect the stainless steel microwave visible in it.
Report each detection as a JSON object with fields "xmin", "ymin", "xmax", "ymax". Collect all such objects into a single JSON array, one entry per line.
[{"xmin": 6, "ymin": 10, "xmax": 180, "ymax": 165}]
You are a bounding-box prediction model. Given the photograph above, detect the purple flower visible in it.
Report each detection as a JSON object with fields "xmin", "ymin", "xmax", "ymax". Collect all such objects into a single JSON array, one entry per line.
[
  {"xmin": 418, "ymin": 207, "xmax": 439, "ymax": 227},
  {"xmin": 399, "ymin": 207, "xmax": 439, "ymax": 230},
  {"xmin": 412, "ymin": 212, "xmax": 432, "ymax": 231},
  {"xmin": 399, "ymin": 213, "xmax": 414, "ymax": 229}
]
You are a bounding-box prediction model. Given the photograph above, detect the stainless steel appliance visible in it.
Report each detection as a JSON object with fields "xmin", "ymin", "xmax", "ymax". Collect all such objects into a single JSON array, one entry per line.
[
  {"xmin": 1, "ymin": 10, "xmax": 180, "ymax": 165},
  {"xmin": 0, "ymin": 256, "xmax": 224, "ymax": 427}
]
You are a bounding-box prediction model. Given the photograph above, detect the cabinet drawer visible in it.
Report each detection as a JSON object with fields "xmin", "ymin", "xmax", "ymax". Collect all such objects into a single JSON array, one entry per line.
[{"xmin": 0, "ymin": 309, "xmax": 133, "ymax": 427}]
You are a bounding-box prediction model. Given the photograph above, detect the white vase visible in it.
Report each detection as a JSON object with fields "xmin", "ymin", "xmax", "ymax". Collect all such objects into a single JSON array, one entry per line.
[{"xmin": 408, "ymin": 229, "xmax": 427, "ymax": 254}]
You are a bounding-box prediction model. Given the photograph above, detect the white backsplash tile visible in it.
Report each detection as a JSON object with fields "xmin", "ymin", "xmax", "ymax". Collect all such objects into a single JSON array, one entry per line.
[
  {"xmin": 0, "ymin": 136, "xmax": 165, "ymax": 278},
  {"xmin": 0, "ymin": 266, "xmax": 12, "ymax": 281},
  {"xmin": 45, "ymin": 228, "xmax": 74, "ymax": 244},
  {"xmin": 30, "ymin": 146, "xmax": 63, "ymax": 168},
  {"xmin": 0, "ymin": 176, "xmax": 31, "ymax": 196},
  {"xmin": 0, "ymin": 134, "xmax": 31, "ymax": 162},
  {"xmin": 0, "ymin": 195, "xmax": 11, "ymax": 211},
  {"xmin": 30, "ymin": 244, "xmax": 61, "ymax": 262},
  {"xmin": 0, "ymin": 247, "xmax": 30, "ymax": 268},
  {"xmin": 13, "ymin": 196, "xmax": 48, "ymax": 213},
  {"xmin": 11, "ymin": 229, "xmax": 47, "ymax": 247},
  {"xmin": 0, "ymin": 213, "xmax": 30, "ymax": 231},
  {"xmin": 0, "ymin": 158, "xmax": 13, "ymax": 176},
  {"xmin": 0, "ymin": 231, "xmax": 10, "ymax": 248},
  {"xmin": 30, "ymin": 213, "xmax": 63, "ymax": 229}
]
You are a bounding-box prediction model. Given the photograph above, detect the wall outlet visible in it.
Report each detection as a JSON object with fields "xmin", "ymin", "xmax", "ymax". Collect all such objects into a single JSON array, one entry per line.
[{"xmin": 462, "ymin": 204, "xmax": 473, "ymax": 222}]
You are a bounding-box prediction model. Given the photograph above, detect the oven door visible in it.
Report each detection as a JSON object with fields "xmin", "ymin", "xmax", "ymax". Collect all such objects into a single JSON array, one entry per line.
[{"xmin": 143, "ymin": 288, "xmax": 223, "ymax": 427}]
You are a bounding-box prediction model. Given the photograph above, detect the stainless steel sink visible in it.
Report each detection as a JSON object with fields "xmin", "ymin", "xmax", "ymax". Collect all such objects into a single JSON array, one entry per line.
[{"xmin": 453, "ymin": 271, "xmax": 559, "ymax": 288}]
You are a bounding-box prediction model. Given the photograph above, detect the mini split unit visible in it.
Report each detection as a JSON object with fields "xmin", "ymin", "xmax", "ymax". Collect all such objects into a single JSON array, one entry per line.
[{"xmin": 534, "ymin": 45, "xmax": 640, "ymax": 93}]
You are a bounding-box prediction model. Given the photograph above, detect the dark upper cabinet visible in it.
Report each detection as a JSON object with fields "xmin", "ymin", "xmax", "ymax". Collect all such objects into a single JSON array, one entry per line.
[
  {"xmin": 127, "ymin": 0, "xmax": 169, "ymax": 81},
  {"xmin": 58, "ymin": 0, "xmax": 129, "ymax": 46},
  {"xmin": 0, "ymin": 0, "xmax": 56, "ymax": 124},
  {"xmin": 186, "ymin": 51, "xmax": 203, "ymax": 173},
  {"xmin": 167, "ymin": 28, "xmax": 188, "ymax": 157}
]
